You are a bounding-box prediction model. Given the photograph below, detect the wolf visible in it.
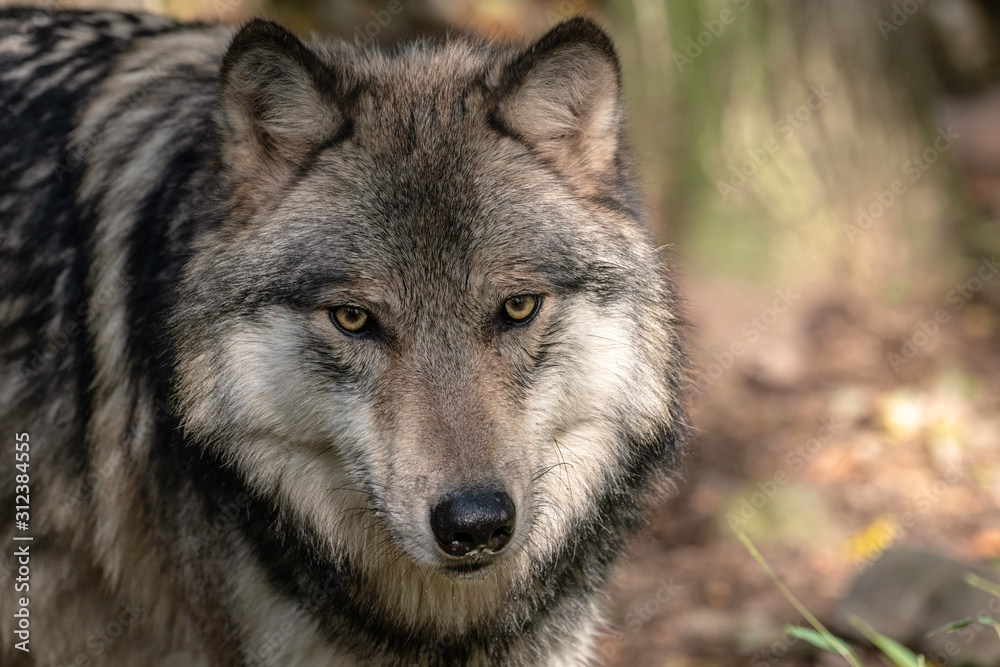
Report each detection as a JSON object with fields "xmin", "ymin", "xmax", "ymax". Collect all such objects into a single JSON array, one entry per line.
[{"xmin": 0, "ymin": 7, "xmax": 688, "ymax": 666}]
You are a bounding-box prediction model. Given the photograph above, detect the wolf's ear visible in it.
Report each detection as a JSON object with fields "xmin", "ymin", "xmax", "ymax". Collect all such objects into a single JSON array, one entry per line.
[
  {"xmin": 494, "ymin": 18, "xmax": 623, "ymax": 195},
  {"xmin": 216, "ymin": 19, "xmax": 346, "ymax": 214}
]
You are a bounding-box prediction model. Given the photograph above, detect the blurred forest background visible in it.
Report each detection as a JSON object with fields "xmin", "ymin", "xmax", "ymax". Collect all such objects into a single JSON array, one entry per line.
[{"xmin": 22, "ymin": 0, "xmax": 1000, "ymax": 664}]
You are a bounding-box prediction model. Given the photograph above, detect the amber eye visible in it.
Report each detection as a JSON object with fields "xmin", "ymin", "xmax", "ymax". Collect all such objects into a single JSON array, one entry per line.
[
  {"xmin": 503, "ymin": 295, "xmax": 540, "ymax": 324},
  {"xmin": 331, "ymin": 306, "xmax": 371, "ymax": 334}
]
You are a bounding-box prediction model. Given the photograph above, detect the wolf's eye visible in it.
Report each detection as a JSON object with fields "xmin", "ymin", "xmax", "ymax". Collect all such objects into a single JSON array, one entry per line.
[
  {"xmin": 502, "ymin": 295, "xmax": 540, "ymax": 325},
  {"xmin": 331, "ymin": 306, "xmax": 373, "ymax": 334}
]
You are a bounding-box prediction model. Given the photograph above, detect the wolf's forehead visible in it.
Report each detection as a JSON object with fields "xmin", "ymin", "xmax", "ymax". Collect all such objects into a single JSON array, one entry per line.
[
  {"xmin": 331, "ymin": 44, "xmax": 505, "ymax": 139},
  {"xmin": 276, "ymin": 145, "xmax": 632, "ymax": 297},
  {"xmin": 335, "ymin": 41, "xmax": 499, "ymax": 98},
  {"xmin": 300, "ymin": 201, "xmax": 573, "ymax": 289},
  {"xmin": 254, "ymin": 182, "xmax": 601, "ymax": 310}
]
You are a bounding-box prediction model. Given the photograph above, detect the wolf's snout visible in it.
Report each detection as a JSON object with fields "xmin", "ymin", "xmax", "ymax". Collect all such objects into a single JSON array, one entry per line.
[{"xmin": 430, "ymin": 487, "xmax": 516, "ymax": 558}]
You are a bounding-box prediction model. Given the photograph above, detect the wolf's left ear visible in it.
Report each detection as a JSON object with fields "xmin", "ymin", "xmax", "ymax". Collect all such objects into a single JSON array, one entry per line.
[
  {"xmin": 493, "ymin": 18, "xmax": 623, "ymax": 195},
  {"xmin": 216, "ymin": 19, "xmax": 346, "ymax": 215}
]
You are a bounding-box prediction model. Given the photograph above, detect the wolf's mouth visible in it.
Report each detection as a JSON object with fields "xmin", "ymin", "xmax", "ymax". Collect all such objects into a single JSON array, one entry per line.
[{"xmin": 443, "ymin": 560, "xmax": 492, "ymax": 577}]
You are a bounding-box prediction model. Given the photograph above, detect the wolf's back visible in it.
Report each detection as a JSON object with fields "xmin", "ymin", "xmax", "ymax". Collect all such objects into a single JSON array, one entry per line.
[
  {"xmin": 0, "ymin": 9, "xmax": 217, "ymax": 486},
  {"xmin": 0, "ymin": 11, "xmax": 229, "ymax": 664},
  {"xmin": 0, "ymin": 9, "xmax": 143, "ymax": 432},
  {"xmin": 0, "ymin": 8, "xmax": 208, "ymax": 427}
]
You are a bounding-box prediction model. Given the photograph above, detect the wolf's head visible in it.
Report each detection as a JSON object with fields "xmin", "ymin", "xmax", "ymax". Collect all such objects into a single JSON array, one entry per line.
[{"xmin": 171, "ymin": 16, "xmax": 686, "ymax": 633}]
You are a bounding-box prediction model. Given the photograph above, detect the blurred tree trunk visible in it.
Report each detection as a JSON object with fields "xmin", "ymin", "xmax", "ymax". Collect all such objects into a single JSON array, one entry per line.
[{"xmin": 613, "ymin": 0, "xmax": 997, "ymax": 304}]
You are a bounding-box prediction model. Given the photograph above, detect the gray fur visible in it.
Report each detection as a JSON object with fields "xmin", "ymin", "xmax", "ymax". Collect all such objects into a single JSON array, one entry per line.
[{"xmin": 0, "ymin": 8, "xmax": 687, "ymax": 666}]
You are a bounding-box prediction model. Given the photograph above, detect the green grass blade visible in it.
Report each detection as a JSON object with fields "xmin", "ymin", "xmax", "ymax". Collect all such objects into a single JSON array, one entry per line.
[
  {"xmin": 925, "ymin": 617, "xmax": 976, "ymax": 638},
  {"xmin": 965, "ymin": 574, "xmax": 1000, "ymax": 598},
  {"xmin": 848, "ymin": 615, "xmax": 921, "ymax": 667},
  {"xmin": 736, "ymin": 531, "xmax": 863, "ymax": 667},
  {"xmin": 786, "ymin": 626, "xmax": 854, "ymax": 654},
  {"xmin": 976, "ymin": 616, "xmax": 1000, "ymax": 640},
  {"xmin": 963, "ymin": 575, "xmax": 1000, "ymax": 639}
]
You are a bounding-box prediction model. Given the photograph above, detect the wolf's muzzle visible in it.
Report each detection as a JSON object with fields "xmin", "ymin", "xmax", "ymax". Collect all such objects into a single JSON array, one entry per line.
[{"xmin": 430, "ymin": 487, "xmax": 515, "ymax": 558}]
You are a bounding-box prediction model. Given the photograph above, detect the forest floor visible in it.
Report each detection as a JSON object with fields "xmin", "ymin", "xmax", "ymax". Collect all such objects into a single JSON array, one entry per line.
[{"xmin": 601, "ymin": 271, "xmax": 1000, "ymax": 667}]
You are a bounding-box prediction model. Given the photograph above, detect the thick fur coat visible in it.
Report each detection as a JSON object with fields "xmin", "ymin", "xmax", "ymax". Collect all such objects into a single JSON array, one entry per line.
[{"xmin": 0, "ymin": 8, "xmax": 687, "ymax": 665}]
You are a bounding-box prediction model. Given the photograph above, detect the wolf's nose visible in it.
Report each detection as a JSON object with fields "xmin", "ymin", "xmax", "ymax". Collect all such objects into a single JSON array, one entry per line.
[{"xmin": 430, "ymin": 487, "xmax": 516, "ymax": 558}]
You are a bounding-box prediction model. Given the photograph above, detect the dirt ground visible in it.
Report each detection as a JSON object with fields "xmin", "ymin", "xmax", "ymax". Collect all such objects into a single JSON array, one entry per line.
[{"xmin": 600, "ymin": 272, "xmax": 1000, "ymax": 667}]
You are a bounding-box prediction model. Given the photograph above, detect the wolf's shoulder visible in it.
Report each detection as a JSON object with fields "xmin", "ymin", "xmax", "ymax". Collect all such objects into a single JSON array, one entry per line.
[
  {"xmin": 0, "ymin": 7, "xmax": 183, "ymax": 50},
  {"xmin": 0, "ymin": 8, "xmax": 221, "ymax": 119}
]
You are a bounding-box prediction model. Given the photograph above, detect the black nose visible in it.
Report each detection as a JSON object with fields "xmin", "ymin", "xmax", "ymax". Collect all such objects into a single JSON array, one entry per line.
[{"xmin": 430, "ymin": 487, "xmax": 516, "ymax": 558}]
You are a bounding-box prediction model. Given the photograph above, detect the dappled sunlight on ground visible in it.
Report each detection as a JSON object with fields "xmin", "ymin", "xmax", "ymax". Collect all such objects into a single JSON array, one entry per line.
[{"xmin": 602, "ymin": 274, "xmax": 1000, "ymax": 666}]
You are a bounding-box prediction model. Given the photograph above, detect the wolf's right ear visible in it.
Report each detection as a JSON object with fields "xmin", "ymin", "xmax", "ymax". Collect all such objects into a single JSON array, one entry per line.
[{"xmin": 216, "ymin": 19, "xmax": 346, "ymax": 215}]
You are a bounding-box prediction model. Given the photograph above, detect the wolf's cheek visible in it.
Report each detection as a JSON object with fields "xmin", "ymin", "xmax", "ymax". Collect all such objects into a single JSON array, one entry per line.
[
  {"xmin": 176, "ymin": 308, "xmax": 383, "ymax": 466},
  {"xmin": 174, "ymin": 309, "xmax": 405, "ymax": 555},
  {"xmin": 520, "ymin": 303, "xmax": 658, "ymax": 542}
]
